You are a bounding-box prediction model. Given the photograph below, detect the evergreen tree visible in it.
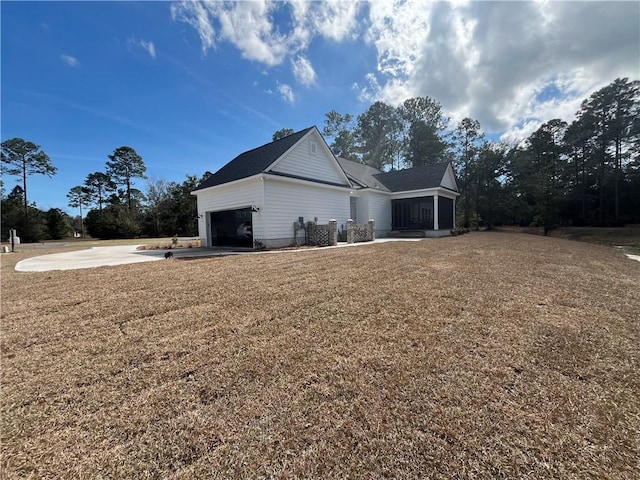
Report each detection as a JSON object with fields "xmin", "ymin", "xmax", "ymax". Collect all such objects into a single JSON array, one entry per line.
[
  {"xmin": 355, "ymin": 101, "xmax": 403, "ymax": 170},
  {"xmin": 84, "ymin": 172, "xmax": 116, "ymax": 217},
  {"xmin": 399, "ymin": 97, "xmax": 450, "ymax": 166},
  {"xmin": 322, "ymin": 111, "xmax": 358, "ymax": 160},
  {"xmin": 453, "ymin": 117, "xmax": 484, "ymax": 228},
  {"xmin": 67, "ymin": 186, "xmax": 91, "ymax": 237},
  {"xmin": 1, "ymin": 138, "xmax": 56, "ymax": 242},
  {"xmin": 45, "ymin": 208, "xmax": 70, "ymax": 240},
  {"xmin": 272, "ymin": 128, "xmax": 295, "ymax": 141},
  {"xmin": 106, "ymin": 146, "xmax": 146, "ymax": 214}
]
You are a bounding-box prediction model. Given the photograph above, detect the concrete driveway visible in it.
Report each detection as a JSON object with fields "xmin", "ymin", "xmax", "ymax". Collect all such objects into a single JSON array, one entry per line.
[
  {"xmin": 14, "ymin": 245, "xmax": 229, "ymax": 272},
  {"xmin": 12, "ymin": 238, "xmax": 430, "ymax": 272}
]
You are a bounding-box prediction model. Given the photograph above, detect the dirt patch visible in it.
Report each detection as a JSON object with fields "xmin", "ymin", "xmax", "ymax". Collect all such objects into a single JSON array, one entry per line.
[{"xmin": 1, "ymin": 232, "xmax": 638, "ymax": 479}]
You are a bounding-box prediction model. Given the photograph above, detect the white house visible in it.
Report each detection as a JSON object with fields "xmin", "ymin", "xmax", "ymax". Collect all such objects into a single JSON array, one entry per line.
[{"xmin": 192, "ymin": 126, "xmax": 459, "ymax": 248}]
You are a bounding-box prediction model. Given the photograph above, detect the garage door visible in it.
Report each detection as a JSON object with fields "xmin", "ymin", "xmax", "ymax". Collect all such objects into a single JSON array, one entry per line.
[{"xmin": 209, "ymin": 207, "xmax": 252, "ymax": 247}]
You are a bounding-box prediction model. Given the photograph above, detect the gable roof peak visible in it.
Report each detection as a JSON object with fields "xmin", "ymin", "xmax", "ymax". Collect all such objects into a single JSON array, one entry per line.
[{"xmin": 193, "ymin": 126, "xmax": 315, "ymax": 191}]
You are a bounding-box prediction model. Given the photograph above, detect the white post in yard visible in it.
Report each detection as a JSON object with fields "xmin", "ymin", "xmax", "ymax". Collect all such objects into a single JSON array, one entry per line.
[{"xmin": 433, "ymin": 194, "xmax": 439, "ymax": 231}]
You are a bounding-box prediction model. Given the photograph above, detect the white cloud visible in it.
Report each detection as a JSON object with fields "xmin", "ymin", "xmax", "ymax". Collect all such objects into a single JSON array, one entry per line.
[
  {"xmin": 139, "ymin": 39, "xmax": 156, "ymax": 59},
  {"xmin": 278, "ymin": 83, "xmax": 295, "ymax": 103},
  {"xmin": 352, "ymin": 73, "xmax": 382, "ymax": 103},
  {"xmin": 289, "ymin": 0, "xmax": 362, "ymax": 42},
  {"xmin": 171, "ymin": 1, "xmax": 363, "ymax": 67},
  {"xmin": 129, "ymin": 37, "xmax": 156, "ymax": 59},
  {"xmin": 215, "ymin": 1, "xmax": 291, "ymax": 66},
  {"xmin": 60, "ymin": 55, "xmax": 79, "ymax": 67},
  {"xmin": 171, "ymin": 0, "xmax": 216, "ymax": 52},
  {"xmin": 171, "ymin": 0, "xmax": 639, "ymax": 140},
  {"xmin": 171, "ymin": 1, "xmax": 297, "ymax": 65},
  {"xmin": 291, "ymin": 55, "xmax": 316, "ymax": 86},
  {"xmin": 360, "ymin": 0, "xmax": 640, "ymax": 139}
]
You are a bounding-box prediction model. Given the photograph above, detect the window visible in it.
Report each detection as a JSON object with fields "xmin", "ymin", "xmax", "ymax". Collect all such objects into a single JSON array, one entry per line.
[{"xmin": 310, "ymin": 141, "xmax": 317, "ymax": 154}]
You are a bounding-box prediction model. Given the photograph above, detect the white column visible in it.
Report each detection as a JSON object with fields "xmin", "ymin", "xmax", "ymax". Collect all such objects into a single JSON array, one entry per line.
[
  {"xmin": 205, "ymin": 212, "xmax": 211, "ymax": 247},
  {"xmin": 433, "ymin": 194, "xmax": 439, "ymax": 230}
]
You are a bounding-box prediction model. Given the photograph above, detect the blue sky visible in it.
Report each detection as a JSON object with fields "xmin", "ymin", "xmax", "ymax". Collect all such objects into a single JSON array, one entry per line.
[{"xmin": 2, "ymin": 1, "xmax": 638, "ymax": 215}]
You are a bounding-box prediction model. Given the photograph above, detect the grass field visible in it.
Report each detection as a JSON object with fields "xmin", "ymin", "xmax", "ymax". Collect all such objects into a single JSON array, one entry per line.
[
  {"xmin": 1, "ymin": 232, "xmax": 639, "ymax": 479},
  {"xmin": 2, "ymin": 236, "xmax": 200, "ymax": 251}
]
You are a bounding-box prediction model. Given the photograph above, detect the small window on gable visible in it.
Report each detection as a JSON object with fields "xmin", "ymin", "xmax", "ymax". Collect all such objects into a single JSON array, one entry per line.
[{"xmin": 310, "ymin": 141, "xmax": 318, "ymax": 154}]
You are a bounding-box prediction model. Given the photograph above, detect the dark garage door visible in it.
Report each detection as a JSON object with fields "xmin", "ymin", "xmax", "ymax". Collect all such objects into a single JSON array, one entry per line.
[{"xmin": 209, "ymin": 208, "xmax": 252, "ymax": 247}]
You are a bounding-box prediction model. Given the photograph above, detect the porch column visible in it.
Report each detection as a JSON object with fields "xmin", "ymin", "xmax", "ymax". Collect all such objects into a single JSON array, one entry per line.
[
  {"xmin": 433, "ymin": 194, "xmax": 439, "ymax": 230},
  {"xmin": 205, "ymin": 212, "xmax": 211, "ymax": 247}
]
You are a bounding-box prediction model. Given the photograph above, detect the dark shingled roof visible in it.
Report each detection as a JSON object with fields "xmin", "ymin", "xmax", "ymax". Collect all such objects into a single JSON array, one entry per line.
[
  {"xmin": 193, "ymin": 127, "xmax": 314, "ymax": 191},
  {"xmin": 373, "ymin": 162, "xmax": 452, "ymax": 192},
  {"xmin": 337, "ymin": 158, "xmax": 454, "ymax": 192},
  {"xmin": 194, "ymin": 127, "xmax": 456, "ymax": 194},
  {"xmin": 336, "ymin": 157, "xmax": 390, "ymax": 191}
]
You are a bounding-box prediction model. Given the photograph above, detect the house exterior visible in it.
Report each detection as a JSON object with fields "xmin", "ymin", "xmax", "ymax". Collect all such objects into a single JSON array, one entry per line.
[{"xmin": 192, "ymin": 126, "xmax": 459, "ymax": 248}]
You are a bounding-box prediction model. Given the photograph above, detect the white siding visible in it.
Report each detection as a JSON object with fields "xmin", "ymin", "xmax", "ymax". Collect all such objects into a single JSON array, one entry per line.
[
  {"xmin": 442, "ymin": 164, "xmax": 458, "ymax": 190},
  {"xmin": 263, "ymin": 177, "xmax": 350, "ymax": 247},
  {"xmin": 269, "ymin": 131, "xmax": 348, "ymax": 186},
  {"xmin": 194, "ymin": 178, "xmax": 265, "ymax": 247},
  {"xmin": 358, "ymin": 190, "xmax": 392, "ymax": 235}
]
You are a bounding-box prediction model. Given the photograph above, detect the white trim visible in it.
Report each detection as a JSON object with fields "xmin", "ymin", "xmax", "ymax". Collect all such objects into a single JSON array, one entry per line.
[
  {"xmin": 266, "ymin": 127, "xmax": 352, "ymax": 186},
  {"xmin": 435, "ymin": 189, "xmax": 459, "ymax": 200},
  {"xmin": 204, "ymin": 203, "xmax": 254, "ymax": 213},
  {"xmin": 434, "ymin": 194, "xmax": 439, "ymax": 230},
  {"xmin": 263, "ymin": 130, "xmax": 314, "ymax": 173},
  {"xmin": 353, "ymin": 186, "xmax": 459, "ymax": 198},
  {"xmin": 390, "ymin": 187, "xmax": 459, "ymax": 200},
  {"xmin": 191, "ymin": 174, "xmax": 262, "ymax": 196},
  {"xmin": 262, "ymin": 172, "xmax": 353, "ymax": 192},
  {"xmin": 192, "ymin": 157, "xmax": 459, "ymax": 201},
  {"xmin": 443, "ymin": 163, "xmax": 459, "ymax": 191},
  {"xmin": 261, "ymin": 176, "xmax": 267, "ymax": 244}
]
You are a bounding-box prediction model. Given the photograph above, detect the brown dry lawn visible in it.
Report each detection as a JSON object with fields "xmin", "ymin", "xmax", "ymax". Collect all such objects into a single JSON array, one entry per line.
[{"xmin": 1, "ymin": 232, "xmax": 639, "ymax": 479}]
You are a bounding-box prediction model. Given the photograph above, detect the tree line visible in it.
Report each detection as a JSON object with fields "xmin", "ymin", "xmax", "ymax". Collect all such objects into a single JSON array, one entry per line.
[
  {"xmin": 276, "ymin": 77, "xmax": 639, "ymax": 231},
  {"xmin": 1, "ymin": 140, "xmax": 210, "ymax": 242},
  {"xmin": 2, "ymin": 77, "xmax": 638, "ymax": 242}
]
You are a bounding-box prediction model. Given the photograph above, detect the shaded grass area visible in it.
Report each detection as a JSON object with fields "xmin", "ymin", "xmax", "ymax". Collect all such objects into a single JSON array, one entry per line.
[
  {"xmin": 1, "ymin": 233, "xmax": 639, "ymax": 479},
  {"xmin": 558, "ymin": 225, "xmax": 640, "ymax": 246},
  {"xmin": 500, "ymin": 225, "xmax": 640, "ymax": 255}
]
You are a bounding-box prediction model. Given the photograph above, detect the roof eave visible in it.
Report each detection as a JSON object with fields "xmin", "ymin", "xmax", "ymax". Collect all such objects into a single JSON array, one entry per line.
[
  {"xmin": 389, "ymin": 186, "xmax": 460, "ymax": 198},
  {"xmin": 191, "ymin": 173, "xmax": 264, "ymax": 196}
]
